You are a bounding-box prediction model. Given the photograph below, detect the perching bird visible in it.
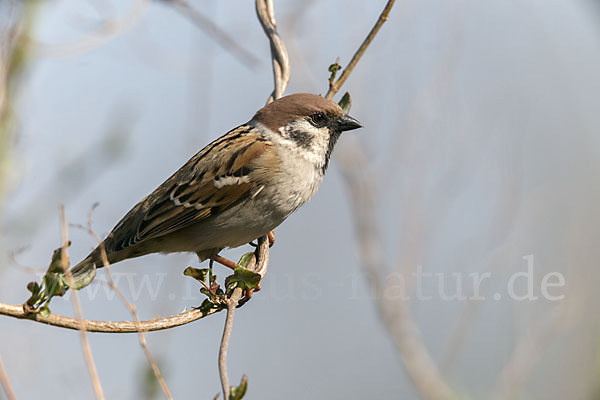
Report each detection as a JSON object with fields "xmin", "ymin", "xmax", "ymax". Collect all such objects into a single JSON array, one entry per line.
[{"xmin": 69, "ymin": 93, "xmax": 362, "ymax": 289}]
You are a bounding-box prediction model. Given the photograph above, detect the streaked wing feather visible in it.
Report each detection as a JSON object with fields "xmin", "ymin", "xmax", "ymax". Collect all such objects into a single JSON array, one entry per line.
[
  {"xmin": 109, "ymin": 126, "xmax": 270, "ymax": 251},
  {"xmin": 138, "ymin": 181, "xmax": 254, "ymax": 239}
]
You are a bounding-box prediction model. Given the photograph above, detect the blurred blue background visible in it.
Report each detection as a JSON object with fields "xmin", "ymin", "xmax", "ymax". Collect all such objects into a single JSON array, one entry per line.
[{"xmin": 1, "ymin": 0, "xmax": 600, "ymax": 399}]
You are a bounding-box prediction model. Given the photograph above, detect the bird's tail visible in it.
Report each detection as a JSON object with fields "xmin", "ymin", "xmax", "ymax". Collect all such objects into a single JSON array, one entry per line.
[{"xmin": 67, "ymin": 255, "xmax": 98, "ymax": 290}]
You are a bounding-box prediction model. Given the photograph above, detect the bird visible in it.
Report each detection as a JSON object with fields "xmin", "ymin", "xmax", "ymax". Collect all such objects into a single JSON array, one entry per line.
[{"xmin": 68, "ymin": 93, "xmax": 362, "ymax": 289}]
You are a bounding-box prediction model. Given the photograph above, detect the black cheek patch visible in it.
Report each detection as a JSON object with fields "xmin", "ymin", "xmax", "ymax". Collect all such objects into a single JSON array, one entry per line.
[
  {"xmin": 288, "ymin": 129, "xmax": 313, "ymax": 149},
  {"xmin": 322, "ymin": 130, "xmax": 341, "ymax": 174}
]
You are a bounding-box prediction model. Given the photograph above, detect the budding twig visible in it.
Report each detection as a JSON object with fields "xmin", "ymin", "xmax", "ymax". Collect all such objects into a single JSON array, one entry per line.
[{"xmin": 325, "ymin": 0, "xmax": 396, "ymax": 100}]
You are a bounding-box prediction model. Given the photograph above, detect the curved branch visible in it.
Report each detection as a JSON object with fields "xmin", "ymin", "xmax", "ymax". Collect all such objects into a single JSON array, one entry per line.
[
  {"xmin": 256, "ymin": 0, "xmax": 290, "ymax": 103},
  {"xmin": 325, "ymin": 0, "xmax": 396, "ymax": 100},
  {"xmin": 338, "ymin": 144, "xmax": 457, "ymax": 400},
  {"xmin": 214, "ymin": 2, "xmax": 286, "ymax": 395},
  {"xmin": 0, "ymin": 302, "xmax": 220, "ymax": 333},
  {"xmin": 0, "ymin": 235, "xmax": 272, "ymax": 334}
]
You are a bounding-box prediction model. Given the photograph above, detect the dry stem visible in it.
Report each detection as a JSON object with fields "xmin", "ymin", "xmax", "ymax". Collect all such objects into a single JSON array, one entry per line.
[
  {"xmin": 60, "ymin": 206, "xmax": 105, "ymax": 400},
  {"xmin": 218, "ymin": 286, "xmax": 244, "ymax": 400},
  {"xmin": 325, "ymin": 0, "xmax": 396, "ymax": 100},
  {"xmin": 0, "ymin": 302, "xmax": 219, "ymax": 332},
  {"xmin": 338, "ymin": 146, "xmax": 456, "ymax": 400},
  {"xmin": 213, "ymin": 1, "xmax": 288, "ymax": 397},
  {"xmin": 256, "ymin": 0, "xmax": 290, "ymax": 103},
  {"xmin": 0, "ymin": 353, "xmax": 16, "ymax": 400},
  {"xmin": 84, "ymin": 204, "xmax": 173, "ymax": 400}
]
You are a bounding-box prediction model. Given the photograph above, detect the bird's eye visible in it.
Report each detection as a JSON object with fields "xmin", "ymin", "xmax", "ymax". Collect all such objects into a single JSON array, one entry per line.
[{"xmin": 310, "ymin": 112, "xmax": 326, "ymax": 126}]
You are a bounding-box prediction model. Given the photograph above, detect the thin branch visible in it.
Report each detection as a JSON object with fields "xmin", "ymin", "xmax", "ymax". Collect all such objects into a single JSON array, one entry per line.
[
  {"xmin": 0, "ymin": 222, "xmax": 266, "ymax": 335},
  {"xmin": 325, "ymin": 0, "xmax": 396, "ymax": 100},
  {"xmin": 216, "ymin": 236, "xmax": 269, "ymax": 399},
  {"xmin": 0, "ymin": 353, "xmax": 16, "ymax": 400},
  {"xmin": 491, "ymin": 300, "xmax": 573, "ymax": 400},
  {"xmin": 84, "ymin": 208, "xmax": 172, "ymax": 400},
  {"xmin": 256, "ymin": 0, "xmax": 290, "ymax": 103},
  {"xmin": 219, "ymin": 287, "xmax": 244, "ymax": 400},
  {"xmin": 327, "ymin": 1, "xmax": 457, "ymax": 398},
  {"xmin": 60, "ymin": 206, "xmax": 105, "ymax": 400},
  {"xmin": 338, "ymin": 144, "xmax": 457, "ymax": 400},
  {"xmin": 163, "ymin": 0, "xmax": 261, "ymax": 70},
  {"xmin": 0, "ymin": 301, "xmax": 220, "ymax": 333},
  {"xmin": 214, "ymin": 2, "xmax": 288, "ymax": 397},
  {"xmin": 103, "ymin": 262, "xmax": 173, "ymax": 399}
]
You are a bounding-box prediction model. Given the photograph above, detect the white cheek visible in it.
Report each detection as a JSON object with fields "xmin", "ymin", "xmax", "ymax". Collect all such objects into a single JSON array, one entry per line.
[{"xmin": 278, "ymin": 119, "xmax": 330, "ymax": 165}]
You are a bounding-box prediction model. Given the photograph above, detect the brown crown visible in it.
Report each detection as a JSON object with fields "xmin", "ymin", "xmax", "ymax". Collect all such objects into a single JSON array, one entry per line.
[{"xmin": 251, "ymin": 93, "xmax": 343, "ymax": 132}]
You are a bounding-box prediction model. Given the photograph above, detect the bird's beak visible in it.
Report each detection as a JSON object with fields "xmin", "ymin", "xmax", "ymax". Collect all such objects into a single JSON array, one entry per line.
[{"xmin": 337, "ymin": 114, "xmax": 362, "ymax": 132}]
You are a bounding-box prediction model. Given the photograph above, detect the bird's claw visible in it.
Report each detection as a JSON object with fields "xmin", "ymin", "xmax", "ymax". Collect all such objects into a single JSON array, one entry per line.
[
  {"xmin": 237, "ymin": 284, "xmax": 261, "ymax": 307},
  {"xmin": 267, "ymin": 230, "xmax": 275, "ymax": 247}
]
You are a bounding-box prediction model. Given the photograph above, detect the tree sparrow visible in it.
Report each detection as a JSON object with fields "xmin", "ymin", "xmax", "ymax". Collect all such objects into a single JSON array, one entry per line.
[{"xmin": 69, "ymin": 93, "xmax": 362, "ymax": 289}]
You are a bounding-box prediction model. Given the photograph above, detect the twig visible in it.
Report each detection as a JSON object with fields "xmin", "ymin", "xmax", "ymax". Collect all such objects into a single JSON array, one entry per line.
[
  {"xmin": 0, "ymin": 301, "xmax": 219, "ymax": 333},
  {"xmin": 0, "ymin": 226, "xmax": 269, "ymax": 336},
  {"xmin": 338, "ymin": 144, "xmax": 456, "ymax": 400},
  {"xmin": 104, "ymin": 261, "xmax": 173, "ymax": 399},
  {"xmin": 85, "ymin": 209, "xmax": 172, "ymax": 400},
  {"xmin": 216, "ymin": 236, "xmax": 269, "ymax": 399},
  {"xmin": 491, "ymin": 301, "xmax": 572, "ymax": 400},
  {"xmin": 255, "ymin": 0, "xmax": 290, "ymax": 103},
  {"xmin": 214, "ymin": 2, "xmax": 288, "ymax": 397},
  {"xmin": 163, "ymin": 0, "xmax": 261, "ymax": 70},
  {"xmin": 219, "ymin": 286, "xmax": 244, "ymax": 400},
  {"xmin": 0, "ymin": 353, "xmax": 16, "ymax": 400},
  {"xmin": 324, "ymin": 0, "xmax": 396, "ymax": 100},
  {"xmin": 325, "ymin": 1, "xmax": 457, "ymax": 398},
  {"xmin": 60, "ymin": 205, "xmax": 105, "ymax": 400}
]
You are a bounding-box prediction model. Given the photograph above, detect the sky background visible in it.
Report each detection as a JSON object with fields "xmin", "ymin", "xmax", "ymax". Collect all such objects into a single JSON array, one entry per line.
[{"xmin": 1, "ymin": 0, "xmax": 600, "ymax": 399}]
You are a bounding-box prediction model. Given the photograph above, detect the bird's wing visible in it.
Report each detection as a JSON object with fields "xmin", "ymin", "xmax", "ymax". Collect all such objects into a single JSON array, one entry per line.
[{"xmin": 107, "ymin": 125, "xmax": 272, "ymax": 253}]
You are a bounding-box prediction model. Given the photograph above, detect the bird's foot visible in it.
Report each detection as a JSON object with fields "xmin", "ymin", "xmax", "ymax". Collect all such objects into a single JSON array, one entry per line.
[
  {"xmin": 238, "ymin": 284, "xmax": 262, "ymax": 307},
  {"xmin": 210, "ymin": 254, "xmax": 241, "ymax": 271},
  {"xmin": 249, "ymin": 231, "xmax": 275, "ymax": 248},
  {"xmin": 267, "ymin": 230, "xmax": 275, "ymax": 247}
]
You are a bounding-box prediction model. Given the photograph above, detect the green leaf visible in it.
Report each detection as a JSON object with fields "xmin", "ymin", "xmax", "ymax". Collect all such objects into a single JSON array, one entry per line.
[
  {"xmin": 338, "ymin": 92, "xmax": 352, "ymax": 114},
  {"xmin": 39, "ymin": 305, "xmax": 50, "ymax": 318},
  {"xmin": 184, "ymin": 267, "xmax": 209, "ymax": 283},
  {"xmin": 26, "ymin": 281, "xmax": 40, "ymax": 295},
  {"xmin": 328, "ymin": 61, "xmax": 342, "ymax": 83},
  {"xmin": 237, "ymin": 252, "xmax": 255, "ymax": 268},
  {"xmin": 209, "ymin": 267, "xmax": 217, "ymax": 284},
  {"xmin": 43, "ymin": 273, "xmax": 67, "ymax": 298},
  {"xmin": 230, "ymin": 375, "xmax": 248, "ymax": 400},
  {"xmin": 47, "ymin": 243, "xmax": 71, "ymax": 274},
  {"xmin": 199, "ymin": 299, "xmax": 215, "ymax": 313},
  {"xmin": 225, "ymin": 268, "xmax": 261, "ymax": 291}
]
